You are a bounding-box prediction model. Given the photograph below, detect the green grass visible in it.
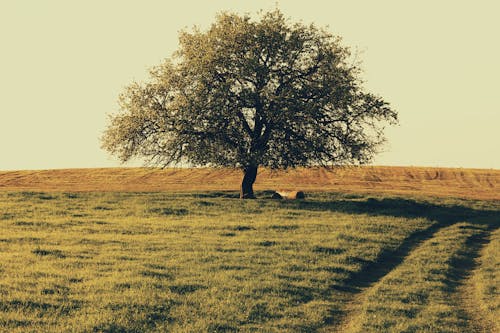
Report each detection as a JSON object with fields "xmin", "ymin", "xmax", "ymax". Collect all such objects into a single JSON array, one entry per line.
[
  {"xmin": 344, "ymin": 223, "xmax": 489, "ymax": 333},
  {"xmin": 0, "ymin": 191, "xmax": 498, "ymax": 332},
  {"xmin": 472, "ymin": 227, "xmax": 500, "ymax": 332}
]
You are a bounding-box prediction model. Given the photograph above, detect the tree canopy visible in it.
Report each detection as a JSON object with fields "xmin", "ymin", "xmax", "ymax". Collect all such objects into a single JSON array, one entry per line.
[{"xmin": 102, "ymin": 9, "xmax": 398, "ymax": 198}]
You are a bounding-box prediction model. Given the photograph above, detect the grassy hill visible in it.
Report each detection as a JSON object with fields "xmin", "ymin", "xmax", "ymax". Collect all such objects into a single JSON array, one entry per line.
[
  {"xmin": 0, "ymin": 166, "xmax": 498, "ymax": 332},
  {"xmin": 0, "ymin": 166, "xmax": 498, "ymax": 200}
]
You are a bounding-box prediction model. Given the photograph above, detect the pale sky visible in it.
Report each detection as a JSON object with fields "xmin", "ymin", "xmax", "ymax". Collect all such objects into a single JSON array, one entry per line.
[{"xmin": 1, "ymin": 0, "xmax": 499, "ymax": 170}]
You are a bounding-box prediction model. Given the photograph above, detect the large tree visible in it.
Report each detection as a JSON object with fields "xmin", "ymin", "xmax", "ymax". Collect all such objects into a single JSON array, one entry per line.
[{"xmin": 102, "ymin": 9, "xmax": 398, "ymax": 198}]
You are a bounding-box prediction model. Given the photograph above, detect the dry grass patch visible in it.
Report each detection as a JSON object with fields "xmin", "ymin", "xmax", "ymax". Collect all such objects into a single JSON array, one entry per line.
[{"xmin": 0, "ymin": 166, "xmax": 498, "ymax": 200}]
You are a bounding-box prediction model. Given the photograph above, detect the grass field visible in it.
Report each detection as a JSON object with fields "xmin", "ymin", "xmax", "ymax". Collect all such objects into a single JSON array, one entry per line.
[
  {"xmin": 0, "ymin": 167, "xmax": 498, "ymax": 332},
  {"xmin": 0, "ymin": 176, "xmax": 498, "ymax": 332}
]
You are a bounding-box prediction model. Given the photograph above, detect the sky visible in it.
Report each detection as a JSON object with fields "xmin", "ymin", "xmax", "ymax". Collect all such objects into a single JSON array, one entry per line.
[{"xmin": 1, "ymin": 0, "xmax": 499, "ymax": 170}]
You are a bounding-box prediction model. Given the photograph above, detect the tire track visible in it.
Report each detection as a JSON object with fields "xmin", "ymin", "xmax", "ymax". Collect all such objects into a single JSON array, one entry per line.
[
  {"xmin": 319, "ymin": 220, "xmax": 454, "ymax": 332},
  {"xmin": 322, "ymin": 224, "xmax": 495, "ymax": 333},
  {"xmin": 454, "ymin": 228, "xmax": 498, "ymax": 333}
]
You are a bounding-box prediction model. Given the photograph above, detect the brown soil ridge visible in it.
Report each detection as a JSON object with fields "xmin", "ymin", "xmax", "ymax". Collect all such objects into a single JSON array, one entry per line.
[{"xmin": 0, "ymin": 166, "xmax": 498, "ymax": 200}]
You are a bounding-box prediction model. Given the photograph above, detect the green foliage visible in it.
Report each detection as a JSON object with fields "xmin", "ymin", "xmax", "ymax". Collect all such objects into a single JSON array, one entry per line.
[{"xmin": 101, "ymin": 9, "xmax": 397, "ymax": 170}]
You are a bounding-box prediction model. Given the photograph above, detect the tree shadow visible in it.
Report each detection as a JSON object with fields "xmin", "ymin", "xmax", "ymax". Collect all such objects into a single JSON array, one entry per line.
[
  {"xmin": 288, "ymin": 196, "xmax": 499, "ymax": 290},
  {"xmin": 285, "ymin": 197, "xmax": 498, "ymax": 227},
  {"xmin": 281, "ymin": 196, "xmax": 499, "ymax": 329}
]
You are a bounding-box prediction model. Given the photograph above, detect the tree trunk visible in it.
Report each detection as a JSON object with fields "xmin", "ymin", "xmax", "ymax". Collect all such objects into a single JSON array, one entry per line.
[{"xmin": 240, "ymin": 165, "xmax": 258, "ymax": 199}]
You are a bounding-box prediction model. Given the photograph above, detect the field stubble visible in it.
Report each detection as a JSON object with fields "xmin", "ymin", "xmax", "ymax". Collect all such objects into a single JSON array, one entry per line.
[{"xmin": 0, "ymin": 166, "xmax": 498, "ymax": 200}]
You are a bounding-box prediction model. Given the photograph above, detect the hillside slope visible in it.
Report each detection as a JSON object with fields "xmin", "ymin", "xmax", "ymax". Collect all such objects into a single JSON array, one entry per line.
[{"xmin": 0, "ymin": 166, "xmax": 498, "ymax": 200}]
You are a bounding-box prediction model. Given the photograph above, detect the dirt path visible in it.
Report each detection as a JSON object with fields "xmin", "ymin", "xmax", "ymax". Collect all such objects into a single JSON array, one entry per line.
[
  {"xmin": 319, "ymin": 221, "xmax": 452, "ymax": 332},
  {"xmin": 454, "ymin": 231, "xmax": 498, "ymax": 333},
  {"xmin": 322, "ymin": 226, "xmax": 495, "ymax": 333}
]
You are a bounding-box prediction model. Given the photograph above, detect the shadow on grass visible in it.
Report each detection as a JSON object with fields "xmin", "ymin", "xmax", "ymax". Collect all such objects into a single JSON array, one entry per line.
[
  {"xmin": 445, "ymin": 225, "xmax": 491, "ymax": 288},
  {"xmin": 283, "ymin": 197, "xmax": 498, "ymax": 227},
  {"xmin": 196, "ymin": 191, "xmax": 498, "ymax": 227},
  {"xmin": 279, "ymin": 197, "xmax": 499, "ymax": 329}
]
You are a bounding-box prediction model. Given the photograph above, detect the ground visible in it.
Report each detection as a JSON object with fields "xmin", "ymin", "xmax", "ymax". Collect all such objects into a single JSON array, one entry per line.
[{"xmin": 0, "ymin": 167, "xmax": 498, "ymax": 332}]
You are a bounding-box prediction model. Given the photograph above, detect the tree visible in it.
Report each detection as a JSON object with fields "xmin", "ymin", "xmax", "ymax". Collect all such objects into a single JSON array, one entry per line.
[{"xmin": 101, "ymin": 9, "xmax": 398, "ymax": 199}]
